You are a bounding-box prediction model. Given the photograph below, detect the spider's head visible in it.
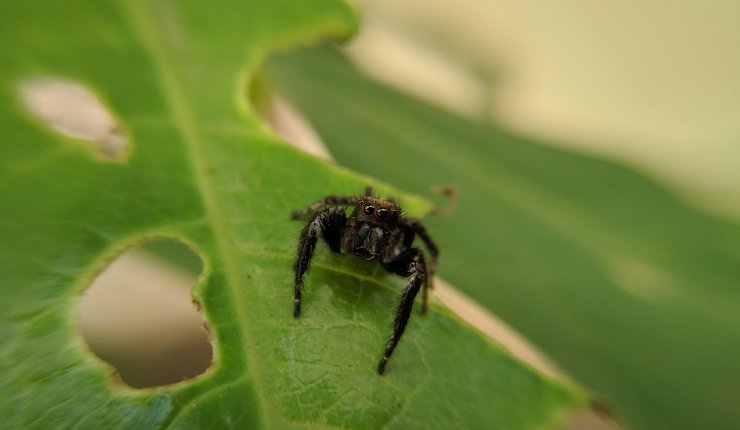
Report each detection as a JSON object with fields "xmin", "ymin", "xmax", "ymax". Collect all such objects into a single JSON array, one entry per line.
[{"xmin": 356, "ymin": 197, "xmax": 401, "ymax": 226}]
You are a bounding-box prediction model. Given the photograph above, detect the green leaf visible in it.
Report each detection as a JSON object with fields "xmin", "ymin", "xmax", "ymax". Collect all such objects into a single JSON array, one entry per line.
[
  {"xmin": 0, "ymin": 2, "xmax": 583, "ymax": 429},
  {"xmin": 264, "ymin": 46, "xmax": 740, "ymax": 430}
]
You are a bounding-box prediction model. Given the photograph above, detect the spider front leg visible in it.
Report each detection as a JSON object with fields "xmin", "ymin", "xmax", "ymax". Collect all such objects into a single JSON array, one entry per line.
[
  {"xmin": 378, "ymin": 248, "xmax": 427, "ymax": 374},
  {"xmin": 293, "ymin": 206, "xmax": 346, "ymax": 317},
  {"xmin": 404, "ymin": 218, "xmax": 439, "ymax": 313}
]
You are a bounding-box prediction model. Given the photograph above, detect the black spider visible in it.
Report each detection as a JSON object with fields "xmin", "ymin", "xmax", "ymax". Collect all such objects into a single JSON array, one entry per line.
[{"xmin": 291, "ymin": 186, "xmax": 439, "ymax": 374}]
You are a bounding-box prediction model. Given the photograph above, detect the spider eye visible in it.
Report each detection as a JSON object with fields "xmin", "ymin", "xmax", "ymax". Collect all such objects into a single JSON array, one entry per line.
[
  {"xmin": 364, "ymin": 205, "xmax": 375, "ymax": 215},
  {"xmin": 376, "ymin": 208, "xmax": 389, "ymax": 219},
  {"xmin": 358, "ymin": 200, "xmax": 364, "ymax": 207}
]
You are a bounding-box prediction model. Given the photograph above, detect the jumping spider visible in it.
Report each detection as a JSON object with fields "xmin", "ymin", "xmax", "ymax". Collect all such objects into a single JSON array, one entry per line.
[{"xmin": 291, "ymin": 186, "xmax": 439, "ymax": 374}]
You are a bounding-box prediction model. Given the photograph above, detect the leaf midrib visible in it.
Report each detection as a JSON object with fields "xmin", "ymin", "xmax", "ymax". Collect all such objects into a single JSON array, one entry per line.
[{"xmin": 125, "ymin": 1, "xmax": 276, "ymax": 427}]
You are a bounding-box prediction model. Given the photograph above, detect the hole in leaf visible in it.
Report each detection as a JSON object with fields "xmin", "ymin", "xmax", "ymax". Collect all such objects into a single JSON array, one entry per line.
[
  {"xmin": 19, "ymin": 78, "xmax": 128, "ymax": 160},
  {"xmin": 79, "ymin": 239, "xmax": 212, "ymax": 388}
]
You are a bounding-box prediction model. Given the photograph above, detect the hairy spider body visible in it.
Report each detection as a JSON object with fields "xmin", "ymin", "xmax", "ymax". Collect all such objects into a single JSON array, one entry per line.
[{"xmin": 291, "ymin": 187, "xmax": 439, "ymax": 374}]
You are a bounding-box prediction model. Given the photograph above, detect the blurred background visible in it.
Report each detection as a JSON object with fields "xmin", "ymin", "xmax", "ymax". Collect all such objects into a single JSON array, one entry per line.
[{"xmin": 347, "ymin": 0, "xmax": 740, "ymax": 220}]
